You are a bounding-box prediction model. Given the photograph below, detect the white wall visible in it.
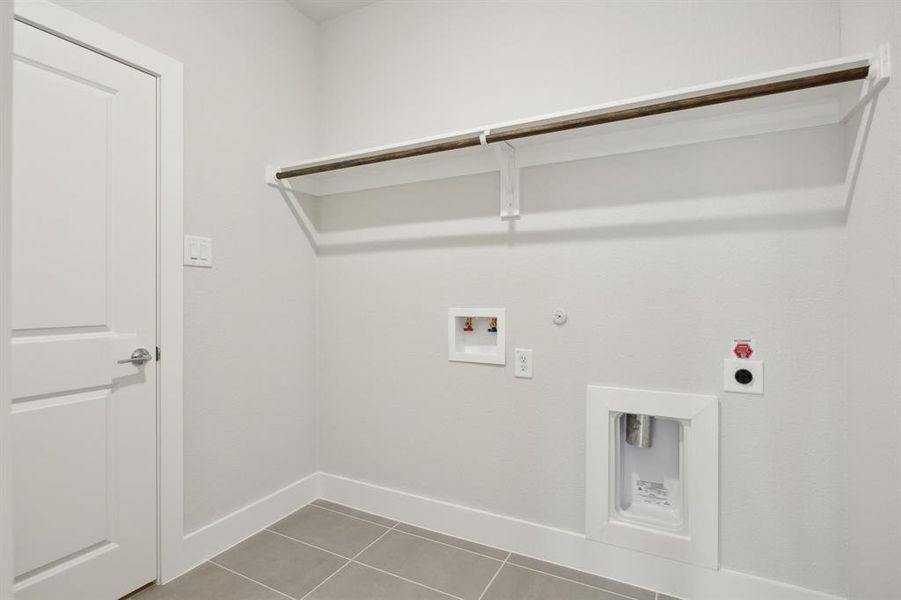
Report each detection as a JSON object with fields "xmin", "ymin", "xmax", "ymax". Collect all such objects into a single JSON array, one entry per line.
[
  {"xmin": 0, "ymin": 3, "xmax": 14, "ymax": 599},
  {"xmin": 317, "ymin": 0, "xmax": 840, "ymax": 153},
  {"xmin": 315, "ymin": 1, "xmax": 851, "ymax": 595},
  {"xmin": 54, "ymin": 0, "xmax": 321, "ymax": 533},
  {"xmin": 840, "ymin": 2, "xmax": 901, "ymax": 599}
]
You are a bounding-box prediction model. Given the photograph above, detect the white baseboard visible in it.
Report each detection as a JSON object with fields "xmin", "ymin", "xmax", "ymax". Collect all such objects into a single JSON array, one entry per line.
[
  {"xmin": 319, "ymin": 472, "xmax": 844, "ymax": 600},
  {"xmin": 175, "ymin": 472, "xmax": 320, "ymax": 580},
  {"xmin": 164, "ymin": 471, "xmax": 843, "ymax": 600}
]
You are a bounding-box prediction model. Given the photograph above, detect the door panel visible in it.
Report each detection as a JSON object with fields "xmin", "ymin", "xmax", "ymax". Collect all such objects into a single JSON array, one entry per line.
[
  {"xmin": 11, "ymin": 20, "xmax": 158, "ymax": 600},
  {"xmin": 13, "ymin": 392, "xmax": 110, "ymax": 576},
  {"xmin": 11, "ymin": 54, "xmax": 110, "ymax": 330},
  {"xmin": 11, "ymin": 333, "xmax": 110, "ymax": 399}
]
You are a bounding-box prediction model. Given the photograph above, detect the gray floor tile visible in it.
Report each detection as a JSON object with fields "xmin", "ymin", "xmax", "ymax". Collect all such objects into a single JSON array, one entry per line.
[
  {"xmin": 481, "ymin": 564, "xmax": 627, "ymax": 600},
  {"xmin": 508, "ymin": 554, "xmax": 654, "ymax": 600},
  {"xmin": 357, "ymin": 529, "xmax": 502, "ymax": 600},
  {"xmin": 133, "ymin": 502, "xmax": 664, "ymax": 600},
  {"xmin": 395, "ymin": 522, "xmax": 509, "ymax": 560},
  {"xmin": 131, "ymin": 562, "xmax": 286, "ymax": 600},
  {"xmin": 313, "ymin": 499, "xmax": 398, "ymax": 528},
  {"xmin": 270, "ymin": 504, "xmax": 389, "ymax": 557},
  {"xmin": 213, "ymin": 530, "xmax": 346, "ymax": 598},
  {"xmin": 307, "ymin": 562, "xmax": 455, "ymax": 600}
]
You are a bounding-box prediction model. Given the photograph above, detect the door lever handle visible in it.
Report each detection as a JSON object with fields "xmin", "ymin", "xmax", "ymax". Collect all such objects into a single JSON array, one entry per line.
[{"xmin": 118, "ymin": 347, "xmax": 153, "ymax": 365}]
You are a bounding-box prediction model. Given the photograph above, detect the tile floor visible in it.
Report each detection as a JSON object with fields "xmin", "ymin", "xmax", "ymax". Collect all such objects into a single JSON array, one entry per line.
[{"xmin": 134, "ymin": 499, "xmax": 680, "ymax": 600}]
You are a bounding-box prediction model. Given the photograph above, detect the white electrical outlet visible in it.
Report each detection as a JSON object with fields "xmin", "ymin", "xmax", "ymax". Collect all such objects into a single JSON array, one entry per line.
[{"xmin": 515, "ymin": 348, "xmax": 533, "ymax": 379}]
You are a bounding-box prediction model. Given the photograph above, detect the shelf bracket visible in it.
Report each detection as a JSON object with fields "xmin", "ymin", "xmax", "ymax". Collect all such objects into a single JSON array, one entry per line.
[
  {"xmin": 493, "ymin": 140, "xmax": 520, "ymax": 220},
  {"xmin": 842, "ymin": 44, "xmax": 891, "ymax": 123}
]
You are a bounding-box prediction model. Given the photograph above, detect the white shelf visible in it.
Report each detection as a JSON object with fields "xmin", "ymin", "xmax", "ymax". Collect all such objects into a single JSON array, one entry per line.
[{"xmin": 267, "ymin": 52, "xmax": 885, "ymax": 201}]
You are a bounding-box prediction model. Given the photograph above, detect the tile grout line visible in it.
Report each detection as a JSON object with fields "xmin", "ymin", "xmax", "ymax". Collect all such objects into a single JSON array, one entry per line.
[
  {"xmin": 187, "ymin": 502, "xmax": 654, "ymax": 600},
  {"xmin": 297, "ymin": 560, "xmax": 352, "ymax": 600},
  {"xmin": 264, "ymin": 528, "xmax": 352, "ymax": 560},
  {"xmin": 391, "ymin": 528, "xmax": 508, "ymax": 562},
  {"xmin": 270, "ymin": 519, "xmax": 463, "ymax": 600},
  {"xmin": 298, "ymin": 521, "xmax": 398, "ymax": 600},
  {"xmin": 350, "ymin": 521, "xmax": 398, "ymax": 561},
  {"xmin": 476, "ymin": 552, "xmax": 510, "ymax": 600},
  {"xmin": 207, "ymin": 560, "xmax": 298, "ymax": 600},
  {"xmin": 506, "ymin": 562, "xmax": 643, "ymax": 600},
  {"xmin": 313, "ymin": 501, "xmax": 506, "ymax": 562},
  {"xmin": 312, "ymin": 500, "xmax": 652, "ymax": 599},
  {"xmin": 285, "ymin": 500, "xmax": 651, "ymax": 600},
  {"xmin": 348, "ymin": 560, "xmax": 464, "ymax": 600},
  {"xmin": 310, "ymin": 502, "xmax": 398, "ymax": 528}
]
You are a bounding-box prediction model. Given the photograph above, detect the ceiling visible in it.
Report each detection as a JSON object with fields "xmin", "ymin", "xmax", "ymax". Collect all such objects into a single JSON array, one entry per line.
[{"xmin": 287, "ymin": 0, "xmax": 378, "ymax": 23}]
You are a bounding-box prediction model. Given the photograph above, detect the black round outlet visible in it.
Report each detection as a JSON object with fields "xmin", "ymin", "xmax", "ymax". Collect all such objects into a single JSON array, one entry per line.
[{"xmin": 735, "ymin": 369, "xmax": 754, "ymax": 385}]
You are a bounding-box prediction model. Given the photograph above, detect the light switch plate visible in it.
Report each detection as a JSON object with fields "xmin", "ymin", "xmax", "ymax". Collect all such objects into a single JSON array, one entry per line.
[
  {"xmin": 184, "ymin": 235, "xmax": 213, "ymax": 268},
  {"xmin": 723, "ymin": 359, "xmax": 763, "ymax": 395}
]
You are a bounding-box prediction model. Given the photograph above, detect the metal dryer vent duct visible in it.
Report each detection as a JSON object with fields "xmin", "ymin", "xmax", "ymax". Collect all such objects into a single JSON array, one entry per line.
[{"xmin": 626, "ymin": 414, "xmax": 654, "ymax": 448}]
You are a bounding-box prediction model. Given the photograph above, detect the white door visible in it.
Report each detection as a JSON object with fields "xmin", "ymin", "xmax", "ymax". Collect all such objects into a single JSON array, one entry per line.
[{"xmin": 11, "ymin": 20, "xmax": 157, "ymax": 600}]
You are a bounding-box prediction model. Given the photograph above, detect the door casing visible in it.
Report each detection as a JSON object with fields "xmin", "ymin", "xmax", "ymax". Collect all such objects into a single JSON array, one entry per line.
[{"xmin": 5, "ymin": 0, "xmax": 185, "ymax": 591}]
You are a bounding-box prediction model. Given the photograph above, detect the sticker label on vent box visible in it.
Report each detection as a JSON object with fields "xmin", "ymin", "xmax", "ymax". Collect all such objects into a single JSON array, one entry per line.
[{"xmin": 633, "ymin": 475, "xmax": 672, "ymax": 507}]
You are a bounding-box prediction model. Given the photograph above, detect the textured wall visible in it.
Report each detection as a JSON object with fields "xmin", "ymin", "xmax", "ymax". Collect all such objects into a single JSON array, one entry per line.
[
  {"xmin": 315, "ymin": 1, "xmax": 849, "ymax": 594},
  {"xmin": 56, "ymin": 0, "xmax": 321, "ymax": 533}
]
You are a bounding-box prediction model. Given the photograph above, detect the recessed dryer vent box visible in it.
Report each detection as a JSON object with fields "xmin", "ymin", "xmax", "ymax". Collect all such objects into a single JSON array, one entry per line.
[
  {"xmin": 586, "ymin": 386, "xmax": 719, "ymax": 568},
  {"xmin": 448, "ymin": 308, "xmax": 505, "ymax": 365},
  {"xmin": 616, "ymin": 415, "xmax": 684, "ymax": 531}
]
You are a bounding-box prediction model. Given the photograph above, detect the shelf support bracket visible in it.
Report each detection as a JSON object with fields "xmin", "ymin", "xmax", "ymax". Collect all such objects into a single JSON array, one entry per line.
[
  {"xmin": 842, "ymin": 43, "xmax": 891, "ymax": 123},
  {"xmin": 493, "ymin": 140, "xmax": 520, "ymax": 220}
]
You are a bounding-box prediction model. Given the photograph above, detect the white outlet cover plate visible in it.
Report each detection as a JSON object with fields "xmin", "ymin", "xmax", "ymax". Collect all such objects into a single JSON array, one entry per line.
[
  {"xmin": 515, "ymin": 348, "xmax": 533, "ymax": 378},
  {"xmin": 723, "ymin": 359, "xmax": 763, "ymax": 395}
]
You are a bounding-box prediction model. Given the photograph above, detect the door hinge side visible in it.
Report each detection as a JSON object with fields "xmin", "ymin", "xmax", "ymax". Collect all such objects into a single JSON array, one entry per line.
[{"xmin": 156, "ymin": 346, "xmax": 161, "ymax": 362}]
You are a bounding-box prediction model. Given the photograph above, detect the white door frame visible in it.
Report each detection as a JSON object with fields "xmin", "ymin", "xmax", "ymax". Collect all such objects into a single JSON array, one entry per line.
[{"xmin": 7, "ymin": 0, "xmax": 186, "ymax": 588}]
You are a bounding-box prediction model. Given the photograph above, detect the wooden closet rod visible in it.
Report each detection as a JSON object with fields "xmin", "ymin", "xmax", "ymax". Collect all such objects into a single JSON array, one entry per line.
[{"xmin": 276, "ymin": 64, "xmax": 869, "ymax": 180}]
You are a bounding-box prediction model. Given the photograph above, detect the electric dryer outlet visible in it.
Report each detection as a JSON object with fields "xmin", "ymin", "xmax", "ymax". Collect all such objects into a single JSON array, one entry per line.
[{"xmin": 723, "ymin": 359, "xmax": 764, "ymax": 395}]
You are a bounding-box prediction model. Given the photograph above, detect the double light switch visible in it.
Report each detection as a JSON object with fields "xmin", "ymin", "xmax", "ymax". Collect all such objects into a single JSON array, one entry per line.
[{"xmin": 184, "ymin": 235, "xmax": 213, "ymax": 268}]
